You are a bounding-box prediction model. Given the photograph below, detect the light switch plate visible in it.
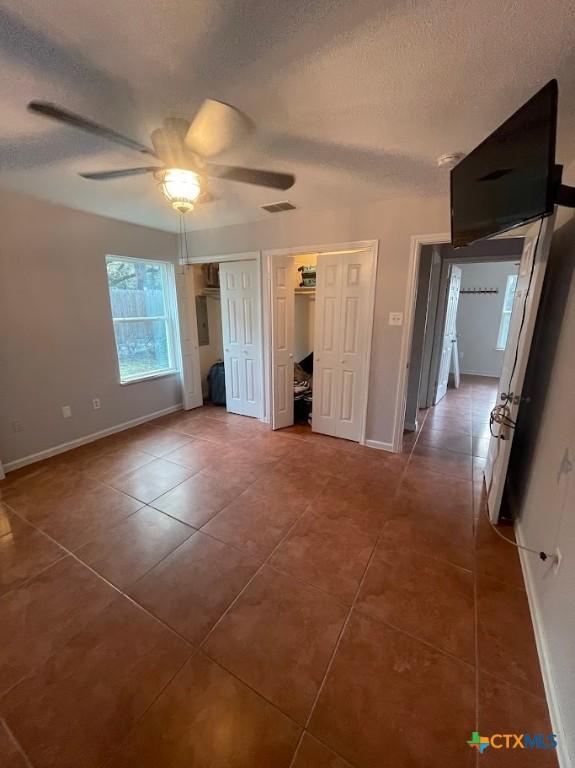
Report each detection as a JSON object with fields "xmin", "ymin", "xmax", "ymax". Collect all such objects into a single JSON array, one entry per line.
[
  {"xmin": 61, "ymin": 405, "xmax": 72, "ymax": 419},
  {"xmin": 388, "ymin": 312, "xmax": 404, "ymax": 326}
]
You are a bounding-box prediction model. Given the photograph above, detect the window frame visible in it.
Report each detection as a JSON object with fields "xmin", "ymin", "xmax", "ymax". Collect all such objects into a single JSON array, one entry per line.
[
  {"xmin": 105, "ymin": 254, "xmax": 179, "ymax": 385},
  {"xmin": 496, "ymin": 273, "xmax": 518, "ymax": 351}
]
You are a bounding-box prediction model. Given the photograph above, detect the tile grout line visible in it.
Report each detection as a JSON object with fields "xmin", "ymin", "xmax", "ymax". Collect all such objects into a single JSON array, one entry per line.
[
  {"xmin": 1, "ymin": 716, "xmax": 36, "ymax": 768},
  {"xmin": 301, "ymin": 459, "xmax": 415, "ymax": 734}
]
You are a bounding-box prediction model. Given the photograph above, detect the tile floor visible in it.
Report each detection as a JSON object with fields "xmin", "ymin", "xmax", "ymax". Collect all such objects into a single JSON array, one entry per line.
[{"xmin": 0, "ymin": 376, "xmax": 557, "ymax": 767}]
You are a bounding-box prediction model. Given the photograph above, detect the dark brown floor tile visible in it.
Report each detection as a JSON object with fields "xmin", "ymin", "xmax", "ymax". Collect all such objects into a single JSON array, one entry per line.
[
  {"xmin": 0, "ymin": 557, "xmax": 118, "ymax": 695},
  {"xmin": 1, "ymin": 597, "xmax": 190, "ymax": 768},
  {"xmin": 16, "ymin": 482, "xmax": 143, "ymax": 550},
  {"xmin": 400, "ymin": 465, "xmax": 473, "ymax": 517},
  {"xmin": 477, "ymin": 575, "xmax": 544, "ymax": 696},
  {"xmin": 0, "ymin": 719, "xmax": 30, "ymax": 768},
  {"xmin": 477, "ymin": 673, "xmax": 558, "ymax": 766},
  {"xmin": 309, "ymin": 611, "xmax": 475, "ymax": 768},
  {"xmin": 152, "ymin": 470, "xmax": 250, "ymax": 527},
  {"xmin": 475, "ymin": 512, "xmax": 524, "ymax": 588},
  {"xmin": 202, "ymin": 487, "xmax": 304, "ymax": 557},
  {"xmin": 204, "ymin": 566, "xmax": 347, "ymax": 724},
  {"xmin": 129, "ymin": 532, "xmax": 260, "ymax": 644},
  {"xmin": 269, "ymin": 511, "xmax": 376, "ymax": 603},
  {"xmin": 380, "ymin": 490, "xmax": 474, "ymax": 570},
  {"xmin": 292, "ymin": 734, "xmax": 353, "ymax": 767},
  {"xmin": 120, "ymin": 425, "xmax": 193, "ymax": 457},
  {"xmin": 409, "ymin": 443, "xmax": 473, "ymax": 480},
  {"xmin": 0, "ymin": 505, "xmax": 65, "ymax": 596},
  {"xmin": 109, "ymin": 458, "xmax": 193, "ymax": 503},
  {"xmin": 106, "ymin": 653, "xmax": 300, "ymax": 768},
  {"xmin": 76, "ymin": 446, "xmax": 156, "ymax": 483},
  {"xmin": 75, "ymin": 506, "xmax": 193, "ymax": 590},
  {"xmin": 163, "ymin": 438, "xmax": 230, "ymax": 473},
  {"xmin": 174, "ymin": 416, "xmax": 246, "ymax": 443},
  {"xmin": 356, "ymin": 539, "xmax": 475, "ymax": 663},
  {"xmin": 418, "ymin": 427, "xmax": 473, "ymax": 455}
]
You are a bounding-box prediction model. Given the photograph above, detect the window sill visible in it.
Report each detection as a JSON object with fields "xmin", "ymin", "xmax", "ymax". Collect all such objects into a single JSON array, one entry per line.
[{"xmin": 120, "ymin": 369, "xmax": 179, "ymax": 386}]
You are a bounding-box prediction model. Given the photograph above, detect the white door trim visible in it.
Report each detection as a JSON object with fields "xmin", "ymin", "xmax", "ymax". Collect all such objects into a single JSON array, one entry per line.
[
  {"xmin": 178, "ymin": 250, "xmax": 266, "ymax": 421},
  {"xmin": 262, "ymin": 239, "xmax": 378, "ymax": 444}
]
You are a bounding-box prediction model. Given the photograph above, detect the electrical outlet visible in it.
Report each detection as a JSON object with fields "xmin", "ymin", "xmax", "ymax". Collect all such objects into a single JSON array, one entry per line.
[
  {"xmin": 11, "ymin": 419, "xmax": 23, "ymax": 433},
  {"xmin": 92, "ymin": 398, "xmax": 101, "ymax": 411},
  {"xmin": 552, "ymin": 548, "xmax": 562, "ymax": 573},
  {"xmin": 388, "ymin": 312, "xmax": 404, "ymax": 326},
  {"xmin": 61, "ymin": 405, "xmax": 72, "ymax": 419}
]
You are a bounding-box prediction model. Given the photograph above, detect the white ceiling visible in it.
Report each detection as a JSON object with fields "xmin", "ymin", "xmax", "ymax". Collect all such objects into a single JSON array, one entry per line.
[{"xmin": 1, "ymin": 0, "xmax": 575, "ymax": 232}]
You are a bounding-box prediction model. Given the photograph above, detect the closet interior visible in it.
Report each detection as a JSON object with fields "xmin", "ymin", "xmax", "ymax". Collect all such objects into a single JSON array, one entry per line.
[
  {"xmin": 292, "ymin": 254, "xmax": 316, "ymax": 426},
  {"xmin": 192, "ymin": 263, "xmax": 225, "ymax": 405}
]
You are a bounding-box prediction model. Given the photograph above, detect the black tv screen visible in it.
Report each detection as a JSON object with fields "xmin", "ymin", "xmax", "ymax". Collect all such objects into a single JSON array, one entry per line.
[{"xmin": 451, "ymin": 79, "xmax": 558, "ymax": 248}]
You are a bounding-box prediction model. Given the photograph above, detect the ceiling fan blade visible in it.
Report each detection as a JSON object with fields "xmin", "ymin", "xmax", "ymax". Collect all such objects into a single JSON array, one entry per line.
[
  {"xmin": 79, "ymin": 167, "xmax": 160, "ymax": 180},
  {"xmin": 204, "ymin": 163, "xmax": 295, "ymax": 190},
  {"xmin": 186, "ymin": 99, "xmax": 254, "ymax": 158},
  {"xmin": 28, "ymin": 101, "xmax": 156, "ymax": 156}
]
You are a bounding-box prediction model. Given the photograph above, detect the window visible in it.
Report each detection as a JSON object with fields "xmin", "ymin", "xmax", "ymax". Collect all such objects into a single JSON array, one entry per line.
[
  {"xmin": 496, "ymin": 273, "xmax": 518, "ymax": 350},
  {"xmin": 106, "ymin": 256, "xmax": 178, "ymax": 383}
]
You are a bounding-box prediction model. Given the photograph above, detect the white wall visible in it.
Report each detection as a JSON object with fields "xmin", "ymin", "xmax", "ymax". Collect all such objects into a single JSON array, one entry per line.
[
  {"xmin": 189, "ymin": 194, "xmax": 449, "ymax": 447},
  {"xmin": 294, "ymin": 294, "xmax": 315, "ymax": 362},
  {"xmin": 512, "ymin": 210, "xmax": 575, "ymax": 767},
  {"xmin": 0, "ymin": 188, "xmax": 180, "ymax": 467},
  {"xmin": 455, "ymin": 260, "xmax": 519, "ymax": 377}
]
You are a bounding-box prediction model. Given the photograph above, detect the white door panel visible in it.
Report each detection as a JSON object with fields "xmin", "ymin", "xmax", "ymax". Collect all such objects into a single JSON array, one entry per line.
[
  {"xmin": 271, "ymin": 257, "xmax": 294, "ymax": 429},
  {"xmin": 174, "ymin": 264, "xmax": 203, "ymax": 410},
  {"xmin": 314, "ymin": 251, "xmax": 373, "ymax": 441},
  {"xmin": 484, "ymin": 216, "xmax": 554, "ymax": 522},
  {"xmin": 313, "ymin": 254, "xmax": 343, "ymax": 437},
  {"xmin": 435, "ymin": 265, "xmax": 462, "ymax": 404},
  {"xmin": 220, "ymin": 261, "xmax": 261, "ymax": 418}
]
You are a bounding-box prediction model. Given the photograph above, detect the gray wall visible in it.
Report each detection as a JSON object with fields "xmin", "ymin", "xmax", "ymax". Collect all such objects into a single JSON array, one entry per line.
[
  {"xmin": 0, "ymin": 189, "xmax": 180, "ymax": 467},
  {"xmin": 188, "ymin": 194, "xmax": 449, "ymax": 447},
  {"xmin": 454, "ymin": 260, "xmax": 519, "ymax": 377}
]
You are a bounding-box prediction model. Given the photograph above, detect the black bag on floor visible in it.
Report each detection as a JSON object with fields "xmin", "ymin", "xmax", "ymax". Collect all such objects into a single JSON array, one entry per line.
[{"xmin": 208, "ymin": 361, "xmax": 226, "ymax": 405}]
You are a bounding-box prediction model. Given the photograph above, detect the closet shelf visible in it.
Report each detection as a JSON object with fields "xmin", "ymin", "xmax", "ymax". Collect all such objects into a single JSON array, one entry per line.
[{"xmin": 295, "ymin": 287, "xmax": 316, "ymax": 295}]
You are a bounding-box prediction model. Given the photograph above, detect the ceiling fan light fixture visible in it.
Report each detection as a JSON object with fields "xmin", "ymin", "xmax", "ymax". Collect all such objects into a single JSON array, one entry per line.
[{"xmin": 156, "ymin": 168, "xmax": 201, "ymax": 213}]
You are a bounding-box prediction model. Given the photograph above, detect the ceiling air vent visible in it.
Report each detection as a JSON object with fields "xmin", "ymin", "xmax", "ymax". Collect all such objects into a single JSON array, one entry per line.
[{"xmin": 261, "ymin": 201, "xmax": 296, "ymax": 213}]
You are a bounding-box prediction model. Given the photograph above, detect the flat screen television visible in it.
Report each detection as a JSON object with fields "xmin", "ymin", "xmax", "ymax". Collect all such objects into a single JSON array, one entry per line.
[{"xmin": 451, "ymin": 79, "xmax": 558, "ymax": 248}]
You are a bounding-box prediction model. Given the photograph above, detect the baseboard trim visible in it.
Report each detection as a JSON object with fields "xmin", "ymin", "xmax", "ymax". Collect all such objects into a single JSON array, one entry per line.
[
  {"xmin": 459, "ymin": 369, "xmax": 501, "ymax": 377},
  {"xmin": 3, "ymin": 404, "xmax": 183, "ymax": 473},
  {"xmin": 364, "ymin": 439, "xmax": 395, "ymax": 453},
  {"xmin": 515, "ymin": 522, "xmax": 569, "ymax": 767}
]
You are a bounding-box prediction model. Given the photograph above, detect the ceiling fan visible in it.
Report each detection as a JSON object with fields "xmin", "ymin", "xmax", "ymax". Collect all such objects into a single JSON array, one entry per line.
[{"xmin": 27, "ymin": 99, "xmax": 296, "ymax": 213}]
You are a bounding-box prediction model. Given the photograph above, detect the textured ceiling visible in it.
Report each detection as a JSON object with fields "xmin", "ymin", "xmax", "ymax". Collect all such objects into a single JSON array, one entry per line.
[{"xmin": 1, "ymin": 0, "xmax": 575, "ymax": 232}]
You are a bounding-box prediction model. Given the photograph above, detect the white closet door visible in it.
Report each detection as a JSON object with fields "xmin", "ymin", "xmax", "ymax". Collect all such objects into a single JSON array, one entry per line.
[
  {"xmin": 313, "ymin": 254, "xmax": 342, "ymax": 436},
  {"xmin": 174, "ymin": 264, "xmax": 203, "ymax": 410},
  {"xmin": 271, "ymin": 256, "xmax": 294, "ymax": 429},
  {"xmin": 335, "ymin": 252, "xmax": 374, "ymax": 441},
  {"xmin": 220, "ymin": 261, "xmax": 261, "ymax": 417},
  {"xmin": 314, "ymin": 251, "xmax": 373, "ymax": 441}
]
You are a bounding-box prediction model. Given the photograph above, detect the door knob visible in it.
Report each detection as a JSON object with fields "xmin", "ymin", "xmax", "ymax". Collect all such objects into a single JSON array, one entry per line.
[
  {"xmin": 289, "ymin": 353, "xmax": 293, "ymax": 359},
  {"xmin": 225, "ymin": 349, "xmax": 230, "ymax": 353}
]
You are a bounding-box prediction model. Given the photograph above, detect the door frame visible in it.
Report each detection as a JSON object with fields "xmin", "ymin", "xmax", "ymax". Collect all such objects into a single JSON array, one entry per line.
[
  {"xmin": 179, "ymin": 250, "xmax": 266, "ymax": 420},
  {"xmin": 394, "ymin": 231, "xmax": 528, "ymax": 452},
  {"xmin": 262, "ymin": 239, "xmax": 379, "ymax": 443}
]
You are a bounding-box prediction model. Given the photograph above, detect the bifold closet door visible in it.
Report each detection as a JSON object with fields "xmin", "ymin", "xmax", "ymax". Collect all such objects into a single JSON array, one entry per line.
[
  {"xmin": 271, "ymin": 255, "xmax": 295, "ymax": 429},
  {"xmin": 314, "ymin": 251, "xmax": 373, "ymax": 441},
  {"xmin": 219, "ymin": 261, "xmax": 261, "ymax": 418}
]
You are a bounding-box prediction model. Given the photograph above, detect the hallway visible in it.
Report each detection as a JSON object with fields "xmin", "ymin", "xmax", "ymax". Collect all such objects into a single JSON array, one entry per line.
[{"xmin": 0, "ymin": 394, "xmax": 556, "ymax": 767}]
